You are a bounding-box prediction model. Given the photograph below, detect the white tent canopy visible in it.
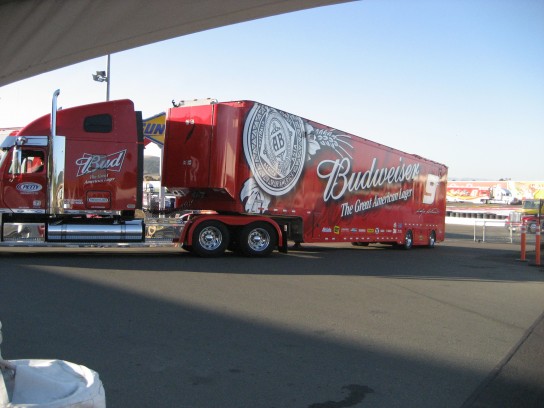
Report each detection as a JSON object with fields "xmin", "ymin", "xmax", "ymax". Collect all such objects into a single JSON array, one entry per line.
[{"xmin": 0, "ymin": 0, "xmax": 349, "ymax": 87}]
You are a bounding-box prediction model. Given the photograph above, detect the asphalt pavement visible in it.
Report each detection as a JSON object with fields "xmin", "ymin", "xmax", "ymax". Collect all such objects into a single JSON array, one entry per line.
[
  {"xmin": 462, "ymin": 310, "xmax": 544, "ymax": 407},
  {"xmin": 0, "ymin": 224, "xmax": 543, "ymax": 407},
  {"xmin": 446, "ymin": 224, "xmax": 544, "ymax": 407}
]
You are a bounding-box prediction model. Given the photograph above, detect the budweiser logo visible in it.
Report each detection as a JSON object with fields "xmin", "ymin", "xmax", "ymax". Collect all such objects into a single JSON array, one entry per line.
[{"xmin": 76, "ymin": 150, "xmax": 127, "ymax": 177}]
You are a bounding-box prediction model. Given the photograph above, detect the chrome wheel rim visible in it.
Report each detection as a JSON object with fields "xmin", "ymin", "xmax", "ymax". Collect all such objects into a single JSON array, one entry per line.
[
  {"xmin": 199, "ymin": 226, "xmax": 223, "ymax": 251},
  {"xmin": 247, "ymin": 228, "xmax": 271, "ymax": 252}
]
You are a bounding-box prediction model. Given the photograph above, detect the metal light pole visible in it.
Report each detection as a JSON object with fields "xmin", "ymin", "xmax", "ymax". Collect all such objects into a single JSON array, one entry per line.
[
  {"xmin": 92, "ymin": 54, "xmax": 110, "ymax": 101},
  {"xmin": 106, "ymin": 53, "xmax": 110, "ymax": 101}
]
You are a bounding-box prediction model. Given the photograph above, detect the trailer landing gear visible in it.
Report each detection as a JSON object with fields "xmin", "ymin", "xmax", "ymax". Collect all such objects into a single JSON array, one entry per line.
[
  {"xmin": 428, "ymin": 230, "xmax": 436, "ymax": 248},
  {"xmin": 403, "ymin": 230, "xmax": 413, "ymax": 250}
]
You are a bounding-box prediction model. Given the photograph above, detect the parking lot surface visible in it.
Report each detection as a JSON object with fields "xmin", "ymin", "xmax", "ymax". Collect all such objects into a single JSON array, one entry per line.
[{"xmin": 1, "ymin": 225, "xmax": 543, "ymax": 407}]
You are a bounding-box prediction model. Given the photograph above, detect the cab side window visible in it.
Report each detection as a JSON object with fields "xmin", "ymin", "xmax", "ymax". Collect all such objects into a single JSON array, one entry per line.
[{"xmin": 9, "ymin": 150, "xmax": 45, "ymax": 174}]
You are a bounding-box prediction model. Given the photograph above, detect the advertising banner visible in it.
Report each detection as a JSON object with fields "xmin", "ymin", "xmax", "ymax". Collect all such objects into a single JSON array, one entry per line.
[{"xmin": 447, "ymin": 181, "xmax": 544, "ymax": 202}]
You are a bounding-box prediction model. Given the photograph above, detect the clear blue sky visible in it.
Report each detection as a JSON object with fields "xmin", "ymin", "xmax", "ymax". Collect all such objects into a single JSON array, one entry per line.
[{"xmin": 1, "ymin": 0, "xmax": 542, "ymax": 180}]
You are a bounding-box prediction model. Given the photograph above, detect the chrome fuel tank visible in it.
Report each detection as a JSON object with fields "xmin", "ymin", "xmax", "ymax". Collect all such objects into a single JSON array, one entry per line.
[{"xmin": 47, "ymin": 220, "xmax": 144, "ymax": 242}]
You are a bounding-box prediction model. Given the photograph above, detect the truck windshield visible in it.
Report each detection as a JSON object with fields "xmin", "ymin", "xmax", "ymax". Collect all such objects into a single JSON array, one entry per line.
[
  {"xmin": 523, "ymin": 201, "xmax": 540, "ymax": 210},
  {"xmin": 0, "ymin": 148, "xmax": 7, "ymax": 170}
]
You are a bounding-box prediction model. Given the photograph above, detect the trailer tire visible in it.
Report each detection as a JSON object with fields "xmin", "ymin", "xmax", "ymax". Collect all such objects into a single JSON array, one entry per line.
[
  {"xmin": 239, "ymin": 222, "xmax": 276, "ymax": 257},
  {"xmin": 192, "ymin": 220, "xmax": 229, "ymax": 257},
  {"xmin": 428, "ymin": 230, "xmax": 436, "ymax": 248},
  {"xmin": 403, "ymin": 230, "xmax": 413, "ymax": 250}
]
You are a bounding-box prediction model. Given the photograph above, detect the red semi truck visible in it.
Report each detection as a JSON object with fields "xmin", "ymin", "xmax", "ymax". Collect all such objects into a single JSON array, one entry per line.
[{"xmin": 0, "ymin": 91, "xmax": 447, "ymax": 256}]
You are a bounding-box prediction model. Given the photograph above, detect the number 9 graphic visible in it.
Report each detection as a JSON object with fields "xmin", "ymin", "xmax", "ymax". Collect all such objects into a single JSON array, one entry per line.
[{"xmin": 423, "ymin": 174, "xmax": 439, "ymax": 204}]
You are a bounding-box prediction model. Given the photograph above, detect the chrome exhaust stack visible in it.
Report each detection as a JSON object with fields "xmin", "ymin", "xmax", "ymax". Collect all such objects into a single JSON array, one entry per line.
[{"xmin": 48, "ymin": 89, "xmax": 65, "ymax": 215}]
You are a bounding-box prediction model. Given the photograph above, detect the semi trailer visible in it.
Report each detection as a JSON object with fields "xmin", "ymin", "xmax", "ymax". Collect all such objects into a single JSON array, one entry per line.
[{"xmin": 0, "ymin": 91, "xmax": 447, "ymax": 256}]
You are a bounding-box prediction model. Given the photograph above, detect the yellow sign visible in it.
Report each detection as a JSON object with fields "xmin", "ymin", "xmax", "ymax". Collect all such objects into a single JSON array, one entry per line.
[{"xmin": 142, "ymin": 112, "xmax": 166, "ymax": 146}]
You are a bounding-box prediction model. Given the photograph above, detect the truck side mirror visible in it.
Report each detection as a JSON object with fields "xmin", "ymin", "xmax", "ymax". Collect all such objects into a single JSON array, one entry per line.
[{"xmin": 11, "ymin": 137, "xmax": 27, "ymax": 174}]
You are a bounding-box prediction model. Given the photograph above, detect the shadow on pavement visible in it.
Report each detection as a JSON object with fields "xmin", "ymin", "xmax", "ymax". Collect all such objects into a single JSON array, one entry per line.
[{"xmin": 0, "ymin": 228, "xmax": 543, "ymax": 407}]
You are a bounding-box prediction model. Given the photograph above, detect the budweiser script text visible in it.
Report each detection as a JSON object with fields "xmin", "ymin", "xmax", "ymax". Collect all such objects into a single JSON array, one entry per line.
[
  {"xmin": 76, "ymin": 150, "xmax": 127, "ymax": 177},
  {"xmin": 340, "ymin": 188, "xmax": 413, "ymax": 217},
  {"xmin": 317, "ymin": 156, "xmax": 420, "ymax": 202}
]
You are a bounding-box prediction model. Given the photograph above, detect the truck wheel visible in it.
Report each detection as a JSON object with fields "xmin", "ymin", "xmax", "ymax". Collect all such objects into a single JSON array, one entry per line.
[
  {"xmin": 239, "ymin": 222, "xmax": 277, "ymax": 257},
  {"xmin": 192, "ymin": 220, "xmax": 229, "ymax": 257},
  {"xmin": 428, "ymin": 231, "xmax": 436, "ymax": 248},
  {"xmin": 527, "ymin": 222, "xmax": 537, "ymax": 234},
  {"xmin": 403, "ymin": 230, "xmax": 413, "ymax": 250}
]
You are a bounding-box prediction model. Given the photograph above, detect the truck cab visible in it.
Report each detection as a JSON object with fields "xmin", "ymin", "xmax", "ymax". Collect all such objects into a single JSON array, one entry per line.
[
  {"xmin": 487, "ymin": 187, "xmax": 519, "ymax": 205},
  {"xmin": 0, "ymin": 91, "xmax": 146, "ymax": 244},
  {"xmin": 506, "ymin": 199, "xmax": 543, "ymax": 233}
]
